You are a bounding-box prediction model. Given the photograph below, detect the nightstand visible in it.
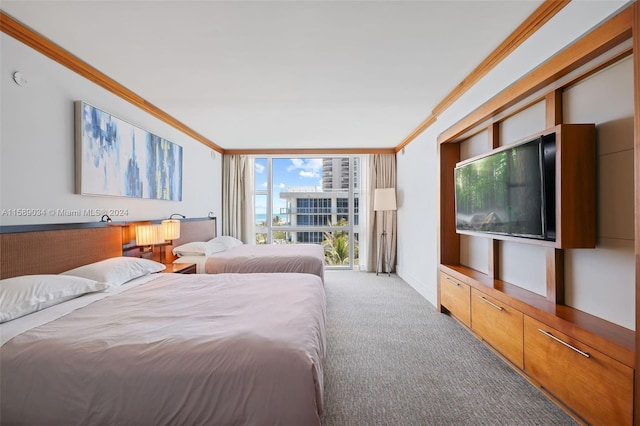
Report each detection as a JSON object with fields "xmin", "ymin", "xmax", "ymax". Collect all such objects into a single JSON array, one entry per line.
[{"xmin": 162, "ymin": 263, "xmax": 197, "ymax": 274}]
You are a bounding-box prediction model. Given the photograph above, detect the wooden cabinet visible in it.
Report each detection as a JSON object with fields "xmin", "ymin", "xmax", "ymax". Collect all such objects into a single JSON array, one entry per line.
[
  {"xmin": 524, "ymin": 316, "xmax": 633, "ymax": 425},
  {"xmin": 439, "ymin": 122, "xmax": 635, "ymax": 423},
  {"xmin": 438, "ymin": 272, "xmax": 470, "ymax": 327},
  {"xmin": 439, "ymin": 264, "xmax": 634, "ymax": 424},
  {"xmin": 471, "ymin": 289, "xmax": 524, "ymax": 369}
]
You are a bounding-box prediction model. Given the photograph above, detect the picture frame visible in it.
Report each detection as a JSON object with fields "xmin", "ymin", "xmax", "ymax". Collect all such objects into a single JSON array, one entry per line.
[{"xmin": 75, "ymin": 101, "xmax": 183, "ymax": 201}]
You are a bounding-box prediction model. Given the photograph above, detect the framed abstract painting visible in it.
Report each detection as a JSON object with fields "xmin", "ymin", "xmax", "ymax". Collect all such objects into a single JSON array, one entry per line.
[{"xmin": 75, "ymin": 101, "xmax": 183, "ymax": 201}]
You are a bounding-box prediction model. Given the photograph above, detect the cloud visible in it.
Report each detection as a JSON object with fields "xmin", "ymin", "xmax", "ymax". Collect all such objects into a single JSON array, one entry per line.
[
  {"xmin": 261, "ymin": 181, "xmax": 267, "ymax": 188},
  {"xmin": 286, "ymin": 159, "xmax": 304, "ymax": 171},
  {"xmin": 255, "ymin": 163, "xmax": 265, "ymax": 174},
  {"xmin": 287, "ymin": 158, "xmax": 323, "ymax": 179},
  {"xmin": 279, "ymin": 183, "xmax": 286, "ymax": 188}
]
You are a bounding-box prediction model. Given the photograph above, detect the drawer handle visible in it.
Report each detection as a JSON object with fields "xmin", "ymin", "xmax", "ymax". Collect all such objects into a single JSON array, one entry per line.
[
  {"xmin": 479, "ymin": 296, "xmax": 504, "ymax": 311},
  {"xmin": 444, "ymin": 277, "xmax": 460, "ymax": 286},
  {"xmin": 538, "ymin": 329, "xmax": 591, "ymax": 358}
]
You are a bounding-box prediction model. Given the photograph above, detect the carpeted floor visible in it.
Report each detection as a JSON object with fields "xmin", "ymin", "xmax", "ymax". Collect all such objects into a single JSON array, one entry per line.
[{"xmin": 320, "ymin": 270, "xmax": 577, "ymax": 426}]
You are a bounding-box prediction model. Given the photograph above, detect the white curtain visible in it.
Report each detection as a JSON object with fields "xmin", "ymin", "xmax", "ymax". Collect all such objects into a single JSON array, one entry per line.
[
  {"xmin": 222, "ymin": 155, "xmax": 254, "ymax": 243},
  {"xmin": 367, "ymin": 154, "xmax": 397, "ymax": 273}
]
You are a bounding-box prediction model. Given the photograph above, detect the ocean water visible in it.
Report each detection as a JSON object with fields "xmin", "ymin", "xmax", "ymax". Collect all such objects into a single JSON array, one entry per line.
[{"xmin": 255, "ymin": 213, "xmax": 289, "ymax": 224}]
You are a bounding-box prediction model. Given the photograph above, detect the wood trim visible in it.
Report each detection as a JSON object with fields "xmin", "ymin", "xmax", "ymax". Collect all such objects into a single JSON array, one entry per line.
[
  {"xmin": 395, "ymin": 114, "xmax": 437, "ymax": 153},
  {"xmin": 545, "ymin": 90, "xmax": 563, "ymax": 127},
  {"xmin": 0, "ymin": 11, "xmax": 224, "ymax": 154},
  {"xmin": 439, "ymin": 143, "xmax": 460, "ymax": 266},
  {"xmin": 487, "ymin": 123, "xmax": 500, "ymax": 279},
  {"xmin": 438, "ymin": 5, "xmax": 633, "ymax": 144},
  {"xmin": 457, "ymin": 48, "xmax": 632, "ymax": 146},
  {"xmin": 488, "ymin": 122, "xmax": 500, "ymax": 149},
  {"xmin": 544, "ymin": 91, "xmax": 564, "ymax": 305},
  {"xmin": 397, "ymin": 0, "xmax": 570, "ymax": 150},
  {"xmin": 561, "ymin": 47, "xmax": 633, "ymax": 92},
  {"xmin": 545, "ymin": 248, "xmax": 564, "ymax": 304},
  {"xmin": 633, "ymin": 2, "xmax": 640, "ymax": 424},
  {"xmin": 433, "ymin": 0, "xmax": 570, "ymax": 118},
  {"xmin": 224, "ymin": 148, "xmax": 395, "ymax": 156},
  {"xmin": 454, "ymin": 95, "xmax": 547, "ymax": 144},
  {"xmin": 488, "ymin": 240, "xmax": 500, "ymax": 279}
]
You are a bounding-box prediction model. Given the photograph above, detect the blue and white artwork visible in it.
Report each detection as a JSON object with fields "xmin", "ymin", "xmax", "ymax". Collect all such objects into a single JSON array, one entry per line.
[{"xmin": 76, "ymin": 101, "xmax": 183, "ymax": 201}]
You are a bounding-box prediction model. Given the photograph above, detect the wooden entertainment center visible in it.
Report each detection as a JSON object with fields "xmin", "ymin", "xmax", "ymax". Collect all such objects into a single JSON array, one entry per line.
[
  {"xmin": 435, "ymin": 5, "xmax": 640, "ymax": 422},
  {"xmin": 439, "ymin": 121, "xmax": 634, "ymax": 425},
  {"xmin": 436, "ymin": 25, "xmax": 640, "ymax": 419}
]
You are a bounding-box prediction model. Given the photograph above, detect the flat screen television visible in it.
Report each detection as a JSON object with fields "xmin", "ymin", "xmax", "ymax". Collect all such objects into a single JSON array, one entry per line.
[{"xmin": 454, "ymin": 134, "xmax": 556, "ymax": 241}]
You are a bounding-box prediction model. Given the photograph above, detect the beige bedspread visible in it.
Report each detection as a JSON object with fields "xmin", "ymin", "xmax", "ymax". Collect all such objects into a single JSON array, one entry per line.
[
  {"xmin": 205, "ymin": 243, "xmax": 325, "ymax": 281},
  {"xmin": 1, "ymin": 273, "xmax": 326, "ymax": 425}
]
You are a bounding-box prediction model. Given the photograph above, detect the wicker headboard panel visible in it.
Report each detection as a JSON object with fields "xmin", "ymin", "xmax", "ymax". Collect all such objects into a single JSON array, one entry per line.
[
  {"xmin": 0, "ymin": 226, "xmax": 123, "ymax": 279},
  {"xmin": 171, "ymin": 218, "xmax": 217, "ymax": 247}
]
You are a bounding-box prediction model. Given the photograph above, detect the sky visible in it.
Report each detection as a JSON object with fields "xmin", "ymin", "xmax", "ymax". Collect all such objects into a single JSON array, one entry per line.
[{"xmin": 254, "ymin": 158, "xmax": 324, "ymax": 216}]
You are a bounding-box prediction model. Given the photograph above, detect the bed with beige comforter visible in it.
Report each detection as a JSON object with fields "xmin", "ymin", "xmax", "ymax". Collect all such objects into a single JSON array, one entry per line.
[
  {"xmin": 204, "ymin": 243, "xmax": 325, "ymax": 281},
  {"xmin": 1, "ymin": 272, "xmax": 326, "ymax": 425}
]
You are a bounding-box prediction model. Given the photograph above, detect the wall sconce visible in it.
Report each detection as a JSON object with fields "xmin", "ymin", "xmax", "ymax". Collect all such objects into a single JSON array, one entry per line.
[
  {"xmin": 100, "ymin": 214, "xmax": 112, "ymax": 223},
  {"xmin": 161, "ymin": 214, "xmax": 183, "ymax": 240},
  {"xmin": 135, "ymin": 224, "xmax": 165, "ymax": 255}
]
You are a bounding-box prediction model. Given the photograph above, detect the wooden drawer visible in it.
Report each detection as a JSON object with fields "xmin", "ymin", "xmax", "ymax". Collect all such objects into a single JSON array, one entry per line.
[
  {"xmin": 524, "ymin": 316, "xmax": 633, "ymax": 425},
  {"xmin": 439, "ymin": 272, "xmax": 470, "ymax": 327},
  {"xmin": 471, "ymin": 289, "xmax": 524, "ymax": 369}
]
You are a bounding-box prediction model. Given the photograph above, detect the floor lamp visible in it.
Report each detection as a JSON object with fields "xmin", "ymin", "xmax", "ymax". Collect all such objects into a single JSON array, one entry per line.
[{"xmin": 374, "ymin": 188, "xmax": 397, "ymax": 276}]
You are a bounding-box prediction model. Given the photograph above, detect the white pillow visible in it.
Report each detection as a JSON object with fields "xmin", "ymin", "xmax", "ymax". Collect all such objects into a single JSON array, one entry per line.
[
  {"xmin": 172, "ymin": 241, "xmax": 209, "ymax": 256},
  {"xmin": 0, "ymin": 275, "xmax": 108, "ymax": 323},
  {"xmin": 61, "ymin": 257, "xmax": 165, "ymax": 286},
  {"xmin": 209, "ymin": 236, "xmax": 244, "ymax": 249},
  {"xmin": 172, "ymin": 241, "xmax": 226, "ymax": 257},
  {"xmin": 206, "ymin": 240, "xmax": 228, "ymax": 254}
]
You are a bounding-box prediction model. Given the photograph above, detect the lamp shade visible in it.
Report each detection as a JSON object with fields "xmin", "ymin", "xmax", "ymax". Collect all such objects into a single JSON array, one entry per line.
[
  {"xmin": 135, "ymin": 224, "xmax": 165, "ymax": 246},
  {"xmin": 161, "ymin": 219, "xmax": 181, "ymax": 240},
  {"xmin": 374, "ymin": 188, "xmax": 397, "ymax": 211}
]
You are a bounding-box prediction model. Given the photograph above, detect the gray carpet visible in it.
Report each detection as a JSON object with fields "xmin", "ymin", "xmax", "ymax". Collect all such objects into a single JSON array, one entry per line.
[{"xmin": 320, "ymin": 270, "xmax": 577, "ymax": 426}]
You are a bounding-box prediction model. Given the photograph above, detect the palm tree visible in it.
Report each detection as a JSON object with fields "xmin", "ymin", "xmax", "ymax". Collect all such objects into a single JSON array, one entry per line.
[{"xmin": 323, "ymin": 219, "xmax": 350, "ymax": 265}]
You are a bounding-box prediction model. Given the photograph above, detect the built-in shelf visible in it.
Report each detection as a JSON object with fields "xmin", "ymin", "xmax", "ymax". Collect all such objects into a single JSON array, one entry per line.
[
  {"xmin": 438, "ymin": 123, "xmax": 633, "ymax": 424},
  {"xmin": 439, "ymin": 263, "xmax": 635, "ymax": 368}
]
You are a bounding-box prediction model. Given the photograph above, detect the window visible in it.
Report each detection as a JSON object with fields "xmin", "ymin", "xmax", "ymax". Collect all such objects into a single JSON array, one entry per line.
[{"xmin": 253, "ymin": 156, "xmax": 361, "ymax": 268}]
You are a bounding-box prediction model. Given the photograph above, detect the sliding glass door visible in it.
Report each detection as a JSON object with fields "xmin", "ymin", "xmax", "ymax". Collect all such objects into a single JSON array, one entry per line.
[{"xmin": 254, "ymin": 156, "xmax": 360, "ymax": 269}]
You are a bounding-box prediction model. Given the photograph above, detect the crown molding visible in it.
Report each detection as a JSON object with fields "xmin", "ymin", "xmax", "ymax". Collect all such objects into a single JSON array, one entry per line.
[
  {"xmin": 0, "ymin": 11, "xmax": 224, "ymax": 154},
  {"xmin": 396, "ymin": 0, "xmax": 571, "ymax": 151}
]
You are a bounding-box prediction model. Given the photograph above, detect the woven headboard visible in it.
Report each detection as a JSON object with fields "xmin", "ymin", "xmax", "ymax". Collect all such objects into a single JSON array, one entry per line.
[
  {"xmin": 0, "ymin": 225, "xmax": 123, "ymax": 279},
  {"xmin": 171, "ymin": 218, "xmax": 217, "ymax": 247}
]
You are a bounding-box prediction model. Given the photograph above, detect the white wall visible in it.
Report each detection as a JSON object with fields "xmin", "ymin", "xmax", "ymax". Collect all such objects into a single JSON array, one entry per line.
[
  {"xmin": 395, "ymin": 127, "xmax": 439, "ymax": 302},
  {"xmin": 563, "ymin": 57, "xmax": 635, "ymax": 329},
  {"xmin": 1, "ymin": 34, "xmax": 222, "ymax": 228},
  {"xmin": 395, "ymin": 0, "xmax": 633, "ymax": 330}
]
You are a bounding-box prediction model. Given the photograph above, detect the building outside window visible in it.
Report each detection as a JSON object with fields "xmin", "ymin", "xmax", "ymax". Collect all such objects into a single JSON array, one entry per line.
[{"xmin": 254, "ymin": 156, "xmax": 360, "ymax": 268}]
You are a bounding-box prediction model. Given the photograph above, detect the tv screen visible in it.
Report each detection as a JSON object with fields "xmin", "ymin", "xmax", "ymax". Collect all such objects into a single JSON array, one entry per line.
[{"xmin": 454, "ymin": 137, "xmax": 548, "ymax": 239}]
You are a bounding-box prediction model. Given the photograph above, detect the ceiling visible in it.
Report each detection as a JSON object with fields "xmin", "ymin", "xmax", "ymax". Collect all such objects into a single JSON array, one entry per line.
[{"xmin": 2, "ymin": 1, "xmax": 544, "ymax": 151}]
